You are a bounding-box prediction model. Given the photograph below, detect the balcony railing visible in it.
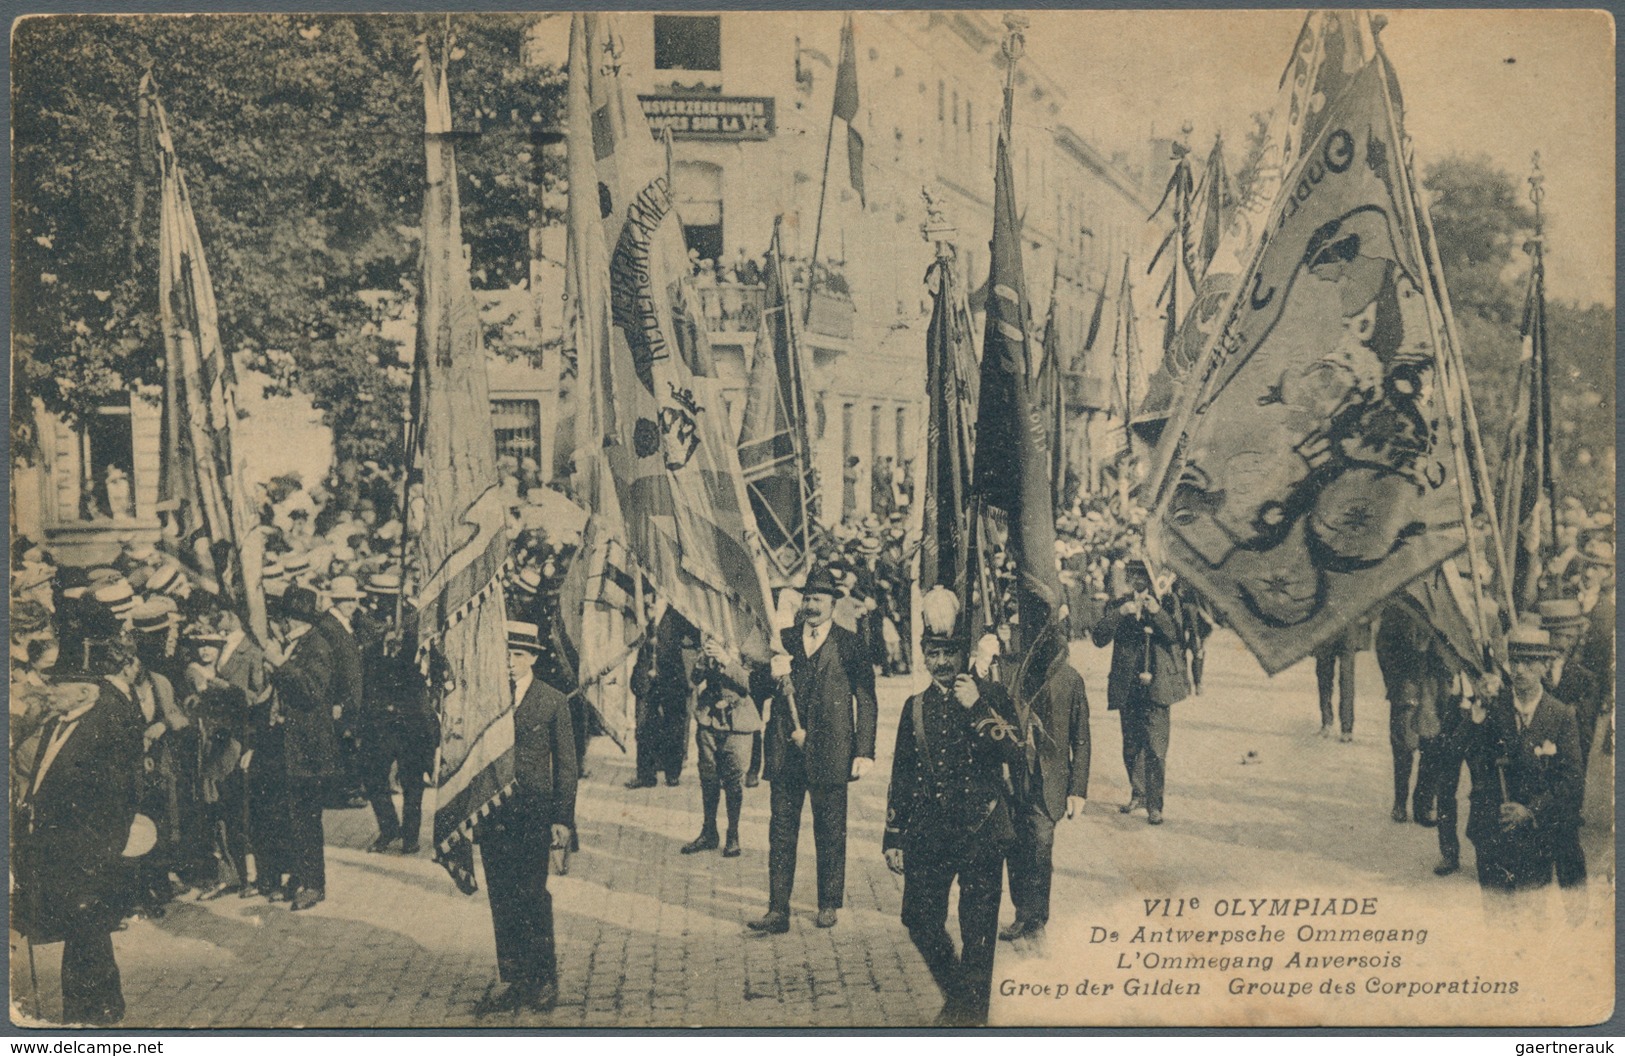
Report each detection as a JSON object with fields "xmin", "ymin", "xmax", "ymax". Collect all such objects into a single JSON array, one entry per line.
[{"xmin": 691, "ymin": 280, "xmax": 856, "ymax": 342}]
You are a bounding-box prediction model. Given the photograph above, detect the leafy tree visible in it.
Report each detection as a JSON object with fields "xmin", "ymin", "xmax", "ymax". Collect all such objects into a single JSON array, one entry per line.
[
  {"xmin": 11, "ymin": 13, "xmax": 564, "ymax": 469},
  {"xmin": 1422, "ymin": 154, "xmax": 1535, "ymax": 324}
]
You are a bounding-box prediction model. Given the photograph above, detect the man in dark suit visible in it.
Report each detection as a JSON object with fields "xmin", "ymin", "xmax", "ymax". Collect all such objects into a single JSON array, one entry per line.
[
  {"xmin": 473, "ymin": 620, "xmax": 578, "ymax": 1015},
  {"xmin": 1449, "ymin": 622, "xmax": 1583, "ymax": 917},
  {"xmin": 884, "ymin": 587, "xmax": 1023, "ymax": 1026},
  {"xmin": 270, "ymin": 587, "xmax": 343, "ymax": 911},
  {"xmin": 1001, "ymin": 656, "xmax": 1090, "ymax": 943},
  {"xmin": 14, "ymin": 654, "xmax": 142, "ymax": 1024},
  {"xmin": 1091, "ymin": 559, "xmax": 1189, "ymax": 825},
  {"xmin": 357, "ymin": 574, "xmax": 434, "ymax": 855},
  {"xmin": 749, "ymin": 568, "xmax": 877, "ymax": 932},
  {"xmin": 312, "ymin": 576, "xmax": 367, "ymax": 809},
  {"xmin": 627, "ymin": 607, "xmax": 697, "ymax": 788}
]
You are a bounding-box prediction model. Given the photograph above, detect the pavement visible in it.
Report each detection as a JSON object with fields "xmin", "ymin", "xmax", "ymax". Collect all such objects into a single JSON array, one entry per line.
[{"xmin": 10, "ymin": 633, "xmax": 1615, "ymax": 1029}]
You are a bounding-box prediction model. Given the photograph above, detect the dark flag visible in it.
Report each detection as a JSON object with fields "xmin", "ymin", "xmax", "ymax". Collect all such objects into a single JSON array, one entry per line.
[
  {"xmin": 144, "ymin": 74, "xmax": 266, "ymax": 645},
  {"xmin": 412, "ymin": 41, "xmax": 516, "ymax": 893},
  {"xmin": 972, "ymin": 122, "xmax": 1066, "ymax": 704},
  {"xmin": 738, "ymin": 222, "xmax": 816, "ymax": 582},
  {"xmin": 1195, "ymin": 134, "xmax": 1235, "ymax": 277},
  {"xmin": 833, "ymin": 15, "xmax": 865, "ymax": 207},
  {"xmin": 1500, "ymin": 222, "xmax": 1555, "ymax": 612},
  {"xmin": 1036, "ymin": 276, "xmax": 1067, "ymax": 511},
  {"xmin": 1148, "ymin": 55, "xmax": 1470, "ymax": 674},
  {"xmin": 919, "ymin": 243, "xmax": 978, "ymax": 602}
]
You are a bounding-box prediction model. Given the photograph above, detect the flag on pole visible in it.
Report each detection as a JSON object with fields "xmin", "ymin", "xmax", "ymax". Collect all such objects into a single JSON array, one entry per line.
[
  {"xmin": 738, "ymin": 222, "xmax": 816, "ymax": 581},
  {"xmin": 412, "ymin": 39, "xmax": 515, "ymax": 893},
  {"xmin": 144, "ymin": 74, "xmax": 265, "ymax": 646},
  {"xmin": 1196, "ymin": 135, "xmax": 1235, "ymax": 277},
  {"xmin": 562, "ymin": 13, "xmax": 775, "ymax": 670},
  {"xmin": 1144, "ymin": 11, "xmax": 1376, "ymax": 499},
  {"xmin": 1148, "ymin": 56, "xmax": 1468, "ymax": 674},
  {"xmin": 1036, "ymin": 275, "xmax": 1067, "ymax": 510},
  {"xmin": 972, "ymin": 121, "xmax": 1066, "ymax": 704},
  {"xmin": 833, "ymin": 15, "xmax": 865, "ymax": 207},
  {"xmin": 919, "ymin": 245, "xmax": 978, "ymax": 601},
  {"xmin": 1500, "ymin": 229, "xmax": 1553, "ymax": 612}
]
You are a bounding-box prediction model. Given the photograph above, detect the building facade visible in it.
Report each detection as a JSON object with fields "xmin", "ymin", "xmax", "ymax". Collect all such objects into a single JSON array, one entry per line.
[{"xmin": 531, "ymin": 10, "xmax": 1171, "ymax": 517}]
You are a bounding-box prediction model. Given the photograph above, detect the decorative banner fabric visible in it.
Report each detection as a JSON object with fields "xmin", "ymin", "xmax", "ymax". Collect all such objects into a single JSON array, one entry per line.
[{"xmin": 1150, "ymin": 58, "xmax": 1467, "ymax": 675}]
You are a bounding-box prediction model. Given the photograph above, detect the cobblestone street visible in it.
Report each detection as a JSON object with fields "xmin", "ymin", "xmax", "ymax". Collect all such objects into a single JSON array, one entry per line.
[{"xmin": 11, "ymin": 635, "xmax": 1615, "ymax": 1029}]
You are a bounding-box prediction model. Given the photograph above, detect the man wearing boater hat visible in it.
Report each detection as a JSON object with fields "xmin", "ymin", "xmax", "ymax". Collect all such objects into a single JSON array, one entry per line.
[
  {"xmin": 883, "ymin": 586, "xmax": 1022, "ymax": 1026},
  {"xmin": 473, "ymin": 620, "xmax": 577, "ymax": 1015},
  {"xmin": 1448, "ymin": 621, "xmax": 1583, "ymax": 913},
  {"xmin": 356, "ymin": 572, "xmax": 433, "ymax": 855},
  {"xmin": 749, "ymin": 567, "xmax": 877, "ymax": 933}
]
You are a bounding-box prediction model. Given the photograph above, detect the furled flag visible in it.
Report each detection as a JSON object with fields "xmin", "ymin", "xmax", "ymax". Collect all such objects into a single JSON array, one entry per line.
[
  {"xmin": 1035, "ymin": 274, "xmax": 1068, "ymax": 511},
  {"xmin": 919, "ymin": 240, "xmax": 979, "ymax": 603},
  {"xmin": 1195, "ymin": 134, "xmax": 1236, "ymax": 277},
  {"xmin": 144, "ymin": 74, "xmax": 265, "ymax": 646},
  {"xmin": 1499, "ymin": 208, "xmax": 1555, "ymax": 612},
  {"xmin": 1149, "ymin": 55, "xmax": 1468, "ymax": 674},
  {"xmin": 738, "ymin": 221, "xmax": 816, "ymax": 582},
  {"xmin": 833, "ymin": 14, "xmax": 865, "ymax": 207},
  {"xmin": 563, "ymin": 12, "xmax": 775, "ymax": 669},
  {"xmin": 1144, "ymin": 10, "xmax": 1376, "ymax": 499},
  {"xmin": 411, "ymin": 39, "xmax": 514, "ymax": 894},
  {"xmin": 972, "ymin": 119, "xmax": 1066, "ymax": 704}
]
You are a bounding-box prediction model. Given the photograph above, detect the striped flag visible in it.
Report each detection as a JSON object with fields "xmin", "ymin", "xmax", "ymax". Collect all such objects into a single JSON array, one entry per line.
[
  {"xmin": 145, "ymin": 75, "xmax": 265, "ymax": 646},
  {"xmin": 561, "ymin": 12, "xmax": 775, "ymax": 676},
  {"xmin": 412, "ymin": 39, "xmax": 515, "ymax": 894}
]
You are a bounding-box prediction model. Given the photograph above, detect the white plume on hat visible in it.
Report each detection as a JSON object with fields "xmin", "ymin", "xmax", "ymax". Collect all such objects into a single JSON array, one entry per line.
[{"xmin": 919, "ymin": 586, "xmax": 961, "ymax": 642}]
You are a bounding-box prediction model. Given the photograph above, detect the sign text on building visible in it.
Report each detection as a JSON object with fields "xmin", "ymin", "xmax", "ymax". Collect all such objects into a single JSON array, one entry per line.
[{"xmin": 639, "ymin": 95, "xmax": 776, "ymax": 141}]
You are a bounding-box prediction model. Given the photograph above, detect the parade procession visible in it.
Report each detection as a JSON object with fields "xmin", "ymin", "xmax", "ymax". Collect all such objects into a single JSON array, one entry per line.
[{"xmin": 8, "ymin": 9, "xmax": 1615, "ymax": 1030}]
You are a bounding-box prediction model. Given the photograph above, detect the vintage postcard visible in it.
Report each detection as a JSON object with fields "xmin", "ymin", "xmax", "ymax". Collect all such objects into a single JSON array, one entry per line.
[{"xmin": 8, "ymin": 8, "xmax": 1614, "ymax": 1030}]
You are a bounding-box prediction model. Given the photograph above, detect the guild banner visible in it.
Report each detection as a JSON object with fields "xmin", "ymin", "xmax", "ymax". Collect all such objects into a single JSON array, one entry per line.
[{"xmin": 1150, "ymin": 59, "xmax": 1466, "ymax": 674}]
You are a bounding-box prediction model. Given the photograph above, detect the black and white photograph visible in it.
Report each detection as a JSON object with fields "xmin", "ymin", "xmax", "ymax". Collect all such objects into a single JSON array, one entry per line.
[{"xmin": 7, "ymin": 8, "xmax": 1615, "ymax": 1029}]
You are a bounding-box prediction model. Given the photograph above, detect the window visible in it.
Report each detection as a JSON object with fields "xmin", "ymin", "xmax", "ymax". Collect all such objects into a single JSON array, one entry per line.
[
  {"xmin": 78, "ymin": 401, "xmax": 136, "ymax": 521},
  {"xmin": 673, "ymin": 161, "xmax": 724, "ymax": 263},
  {"xmin": 937, "ymin": 80, "xmax": 945, "ymax": 123},
  {"xmin": 951, "ymin": 88, "xmax": 959, "ymax": 127},
  {"xmin": 895, "ymin": 407, "xmax": 907, "ymax": 466},
  {"xmin": 491, "ymin": 399, "xmax": 542, "ymax": 466},
  {"xmin": 869, "ymin": 404, "xmax": 882, "ymax": 464},
  {"xmin": 653, "ymin": 15, "xmax": 721, "ymax": 72}
]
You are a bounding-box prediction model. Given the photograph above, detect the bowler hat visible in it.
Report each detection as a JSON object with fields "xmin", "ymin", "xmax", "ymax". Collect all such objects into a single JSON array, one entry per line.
[
  {"xmin": 802, "ymin": 568, "xmax": 844, "ymax": 599},
  {"xmin": 1538, "ymin": 597, "xmax": 1587, "ymax": 628},
  {"xmin": 276, "ymin": 586, "xmax": 322, "ymax": 622}
]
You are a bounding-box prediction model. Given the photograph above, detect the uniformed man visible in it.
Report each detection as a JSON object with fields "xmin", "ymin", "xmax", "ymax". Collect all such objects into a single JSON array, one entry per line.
[
  {"xmin": 473, "ymin": 621, "xmax": 577, "ymax": 1015},
  {"xmin": 683, "ymin": 635, "xmax": 766, "ymax": 858},
  {"xmin": 1090, "ymin": 559, "xmax": 1189, "ymax": 824},
  {"xmin": 884, "ymin": 586, "xmax": 1022, "ymax": 1026}
]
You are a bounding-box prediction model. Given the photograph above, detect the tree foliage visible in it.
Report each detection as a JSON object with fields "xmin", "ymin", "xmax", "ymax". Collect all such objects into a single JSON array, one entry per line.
[
  {"xmin": 12, "ymin": 13, "xmax": 564, "ymax": 468},
  {"xmin": 1421, "ymin": 153, "xmax": 1613, "ymax": 510}
]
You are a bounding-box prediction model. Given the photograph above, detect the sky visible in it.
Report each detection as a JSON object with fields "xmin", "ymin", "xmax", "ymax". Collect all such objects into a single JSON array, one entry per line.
[{"xmin": 1024, "ymin": 9, "xmax": 1615, "ymax": 307}]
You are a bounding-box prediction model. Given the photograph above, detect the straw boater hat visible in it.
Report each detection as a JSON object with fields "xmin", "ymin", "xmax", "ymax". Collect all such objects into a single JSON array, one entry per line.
[
  {"xmin": 802, "ymin": 568, "xmax": 845, "ymax": 599},
  {"xmin": 86, "ymin": 566, "xmax": 127, "ymax": 588},
  {"xmin": 1537, "ymin": 597, "xmax": 1588, "ymax": 629},
  {"xmin": 144, "ymin": 563, "xmax": 184, "ymax": 596},
  {"xmin": 131, "ymin": 596, "xmax": 182, "ymax": 635},
  {"xmin": 182, "ymin": 616, "xmax": 229, "ymax": 646},
  {"xmin": 281, "ymin": 553, "xmax": 312, "ymax": 580},
  {"xmin": 1506, "ymin": 620, "xmax": 1560, "ymax": 660},
  {"xmin": 93, "ymin": 581, "xmax": 138, "ymax": 619},
  {"xmin": 506, "ymin": 620, "xmax": 546, "ymax": 655},
  {"xmin": 509, "ymin": 566, "xmax": 543, "ymax": 598},
  {"xmin": 919, "ymin": 585, "xmax": 967, "ymax": 648},
  {"xmin": 1579, "ymin": 539, "xmax": 1615, "ymax": 568},
  {"xmin": 12, "ymin": 561, "xmax": 55, "ymax": 594},
  {"xmin": 364, "ymin": 571, "xmax": 403, "ymax": 596},
  {"xmin": 324, "ymin": 575, "xmax": 366, "ymax": 602}
]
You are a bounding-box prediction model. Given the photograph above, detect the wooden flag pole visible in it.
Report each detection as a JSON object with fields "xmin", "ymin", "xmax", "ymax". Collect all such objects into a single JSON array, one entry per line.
[
  {"xmin": 1372, "ymin": 53, "xmax": 1496, "ymax": 649},
  {"xmin": 806, "ymin": 18, "xmax": 844, "ymax": 320}
]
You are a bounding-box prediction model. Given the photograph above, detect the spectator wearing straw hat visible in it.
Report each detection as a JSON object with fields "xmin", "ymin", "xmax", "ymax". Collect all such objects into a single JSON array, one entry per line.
[
  {"xmin": 1575, "ymin": 540, "xmax": 1614, "ymax": 758},
  {"xmin": 472, "ymin": 620, "xmax": 577, "ymax": 1016},
  {"xmin": 357, "ymin": 572, "xmax": 433, "ymax": 855},
  {"xmin": 12, "ymin": 666, "xmax": 142, "ymax": 1025},
  {"xmin": 1449, "ymin": 622, "xmax": 1582, "ymax": 909}
]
